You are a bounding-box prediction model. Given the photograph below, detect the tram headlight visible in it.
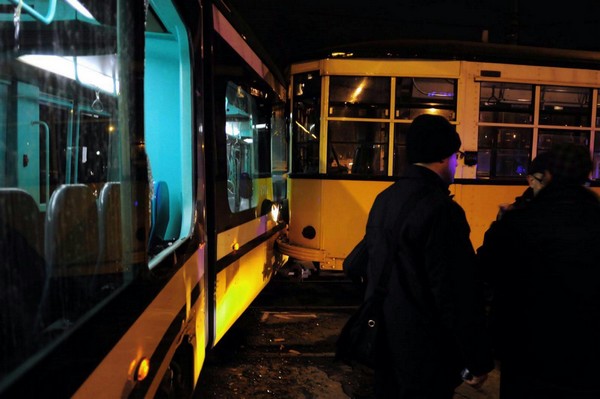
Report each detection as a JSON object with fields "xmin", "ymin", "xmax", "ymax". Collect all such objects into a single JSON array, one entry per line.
[
  {"xmin": 260, "ymin": 199, "xmax": 289, "ymax": 224},
  {"xmin": 131, "ymin": 357, "xmax": 150, "ymax": 382},
  {"xmin": 270, "ymin": 203, "xmax": 280, "ymax": 223}
]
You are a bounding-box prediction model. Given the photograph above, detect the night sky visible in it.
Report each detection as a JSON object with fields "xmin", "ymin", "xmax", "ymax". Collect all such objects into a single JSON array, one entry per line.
[{"xmin": 226, "ymin": 0, "xmax": 600, "ymax": 72}]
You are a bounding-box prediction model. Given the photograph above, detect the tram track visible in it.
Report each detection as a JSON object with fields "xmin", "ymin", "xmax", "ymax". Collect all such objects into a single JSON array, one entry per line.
[
  {"xmin": 197, "ymin": 276, "xmax": 503, "ymax": 398},
  {"xmin": 195, "ymin": 277, "xmax": 374, "ymax": 398},
  {"xmin": 195, "ymin": 277, "xmax": 500, "ymax": 398}
]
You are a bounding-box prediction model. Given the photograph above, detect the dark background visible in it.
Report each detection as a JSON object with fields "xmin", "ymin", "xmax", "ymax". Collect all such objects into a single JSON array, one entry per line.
[{"xmin": 225, "ymin": 0, "xmax": 600, "ymax": 73}]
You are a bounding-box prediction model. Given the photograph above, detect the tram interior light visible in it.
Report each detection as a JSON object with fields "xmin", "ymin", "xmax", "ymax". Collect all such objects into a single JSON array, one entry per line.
[
  {"xmin": 18, "ymin": 54, "xmax": 118, "ymax": 94},
  {"xmin": 65, "ymin": 0, "xmax": 95, "ymax": 20}
]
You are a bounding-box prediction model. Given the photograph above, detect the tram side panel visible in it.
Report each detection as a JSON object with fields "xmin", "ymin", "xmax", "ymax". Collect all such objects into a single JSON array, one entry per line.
[
  {"xmin": 206, "ymin": 1, "xmax": 289, "ymax": 350},
  {"xmin": 0, "ymin": 0, "xmax": 286, "ymax": 396},
  {"xmin": 286, "ymin": 177, "xmax": 390, "ymax": 271}
]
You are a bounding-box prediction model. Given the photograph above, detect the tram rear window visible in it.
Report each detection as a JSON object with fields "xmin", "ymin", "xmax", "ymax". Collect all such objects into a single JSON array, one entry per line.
[{"xmin": 396, "ymin": 78, "xmax": 457, "ymax": 121}]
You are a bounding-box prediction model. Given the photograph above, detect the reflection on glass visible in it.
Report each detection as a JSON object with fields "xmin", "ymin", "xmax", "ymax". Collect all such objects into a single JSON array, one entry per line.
[
  {"xmin": 226, "ymin": 82, "xmax": 258, "ymax": 213},
  {"xmin": 537, "ymin": 130, "xmax": 589, "ymax": 152},
  {"xmin": 539, "ymin": 86, "xmax": 591, "ymax": 127},
  {"xmin": 594, "ymin": 134, "xmax": 600, "ymax": 180},
  {"xmin": 0, "ymin": 0, "xmax": 130, "ymax": 383},
  {"xmin": 293, "ymin": 72, "xmax": 321, "ymax": 174},
  {"xmin": 476, "ymin": 127, "xmax": 532, "ymax": 178},
  {"xmin": 396, "ymin": 78, "xmax": 457, "ymax": 121},
  {"xmin": 327, "ymin": 121, "xmax": 388, "ymax": 175},
  {"xmin": 393, "ymin": 123, "xmax": 410, "ymax": 176},
  {"xmin": 329, "ymin": 76, "xmax": 390, "ymax": 118},
  {"xmin": 479, "ymin": 82, "xmax": 533, "ymax": 124}
]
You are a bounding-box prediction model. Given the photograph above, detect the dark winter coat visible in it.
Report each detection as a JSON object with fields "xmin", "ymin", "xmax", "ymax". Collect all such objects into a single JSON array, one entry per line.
[
  {"xmin": 365, "ymin": 165, "xmax": 493, "ymax": 392},
  {"xmin": 479, "ymin": 181, "xmax": 600, "ymax": 396}
]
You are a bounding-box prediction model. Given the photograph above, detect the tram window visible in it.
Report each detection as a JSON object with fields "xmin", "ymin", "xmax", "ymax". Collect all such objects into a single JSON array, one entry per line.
[
  {"xmin": 538, "ymin": 130, "xmax": 589, "ymax": 152},
  {"xmin": 39, "ymin": 100, "xmax": 72, "ymax": 203},
  {"xmin": 0, "ymin": 0, "xmax": 142, "ymax": 385},
  {"xmin": 477, "ymin": 127, "xmax": 532, "ymax": 178},
  {"xmin": 539, "ymin": 86, "xmax": 591, "ymax": 127},
  {"xmin": 329, "ymin": 76, "xmax": 390, "ymax": 118},
  {"xmin": 479, "ymin": 82, "xmax": 533, "ymax": 124},
  {"xmin": 292, "ymin": 72, "xmax": 320, "ymax": 174},
  {"xmin": 393, "ymin": 123, "xmax": 410, "ymax": 176},
  {"xmin": 593, "ymin": 134, "xmax": 600, "ymax": 180},
  {"xmin": 328, "ymin": 121, "xmax": 388, "ymax": 175},
  {"xmin": 226, "ymin": 82, "xmax": 259, "ymax": 213},
  {"xmin": 77, "ymin": 112, "xmax": 114, "ymax": 191},
  {"xmin": 395, "ymin": 78, "xmax": 457, "ymax": 121},
  {"xmin": 145, "ymin": 0, "xmax": 193, "ymax": 253},
  {"xmin": 271, "ymin": 104, "xmax": 288, "ymax": 202},
  {"xmin": 495, "ymin": 149, "xmax": 530, "ymax": 177}
]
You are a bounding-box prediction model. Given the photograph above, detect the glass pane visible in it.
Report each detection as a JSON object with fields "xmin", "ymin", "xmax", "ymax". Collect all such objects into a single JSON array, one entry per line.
[
  {"xmin": 271, "ymin": 104, "xmax": 287, "ymax": 201},
  {"xmin": 539, "ymin": 86, "xmax": 591, "ymax": 127},
  {"xmin": 292, "ymin": 72, "xmax": 320, "ymax": 174},
  {"xmin": 0, "ymin": 0, "xmax": 138, "ymax": 383},
  {"xmin": 476, "ymin": 127, "xmax": 532, "ymax": 178},
  {"xmin": 496, "ymin": 149, "xmax": 531, "ymax": 177},
  {"xmin": 593, "ymin": 134, "xmax": 600, "ymax": 180},
  {"xmin": 396, "ymin": 78, "xmax": 457, "ymax": 121},
  {"xmin": 538, "ymin": 129, "xmax": 590, "ymax": 152},
  {"xmin": 226, "ymin": 82, "xmax": 259, "ymax": 213},
  {"xmin": 476, "ymin": 149, "xmax": 492, "ymax": 178},
  {"xmin": 39, "ymin": 99, "xmax": 73, "ymax": 202},
  {"xmin": 329, "ymin": 76, "xmax": 390, "ymax": 118},
  {"xmin": 328, "ymin": 121, "xmax": 388, "ymax": 175},
  {"xmin": 479, "ymin": 82, "xmax": 533, "ymax": 124},
  {"xmin": 393, "ymin": 123, "xmax": 410, "ymax": 176}
]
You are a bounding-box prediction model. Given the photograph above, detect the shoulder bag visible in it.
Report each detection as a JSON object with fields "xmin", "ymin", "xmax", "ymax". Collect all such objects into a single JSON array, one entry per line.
[{"xmin": 335, "ymin": 189, "xmax": 426, "ymax": 368}]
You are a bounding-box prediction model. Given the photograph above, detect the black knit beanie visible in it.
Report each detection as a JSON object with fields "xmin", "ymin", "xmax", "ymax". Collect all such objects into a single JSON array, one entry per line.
[{"xmin": 407, "ymin": 114, "xmax": 461, "ymax": 163}]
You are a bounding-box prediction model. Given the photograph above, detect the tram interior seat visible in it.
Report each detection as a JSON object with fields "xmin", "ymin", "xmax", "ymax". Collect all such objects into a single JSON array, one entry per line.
[
  {"xmin": 149, "ymin": 180, "xmax": 170, "ymax": 255},
  {"xmin": 0, "ymin": 188, "xmax": 46, "ymax": 365},
  {"xmin": 43, "ymin": 184, "xmax": 100, "ymax": 324},
  {"xmin": 97, "ymin": 182, "xmax": 123, "ymax": 289}
]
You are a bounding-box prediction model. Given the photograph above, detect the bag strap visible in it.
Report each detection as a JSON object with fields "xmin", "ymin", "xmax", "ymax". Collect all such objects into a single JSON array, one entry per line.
[{"xmin": 372, "ymin": 187, "xmax": 429, "ymax": 295}]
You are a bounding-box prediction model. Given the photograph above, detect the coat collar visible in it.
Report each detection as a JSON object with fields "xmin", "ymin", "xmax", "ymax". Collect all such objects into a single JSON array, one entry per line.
[{"xmin": 405, "ymin": 164, "xmax": 451, "ymax": 196}]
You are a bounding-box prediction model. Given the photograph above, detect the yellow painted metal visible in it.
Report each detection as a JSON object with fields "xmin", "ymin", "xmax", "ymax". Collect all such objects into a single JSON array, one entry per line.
[
  {"xmin": 216, "ymin": 215, "xmax": 276, "ymax": 261},
  {"xmin": 286, "ymin": 178, "xmax": 390, "ymax": 271},
  {"xmin": 287, "ymin": 178, "xmax": 322, "ymax": 250},
  {"xmin": 451, "ymin": 184, "xmax": 527, "ymax": 250},
  {"xmin": 285, "ymin": 178, "xmax": 548, "ymax": 269},
  {"xmin": 213, "ymin": 233, "xmax": 278, "ymax": 345},
  {"xmin": 318, "ymin": 59, "xmax": 462, "ymax": 78},
  {"xmin": 287, "ymin": 181, "xmax": 600, "ymax": 271},
  {"xmin": 73, "ymin": 251, "xmax": 206, "ymax": 398}
]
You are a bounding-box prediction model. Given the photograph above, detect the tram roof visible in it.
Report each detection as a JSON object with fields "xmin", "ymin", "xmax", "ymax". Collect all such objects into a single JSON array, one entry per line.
[{"xmin": 312, "ymin": 39, "xmax": 600, "ymax": 71}]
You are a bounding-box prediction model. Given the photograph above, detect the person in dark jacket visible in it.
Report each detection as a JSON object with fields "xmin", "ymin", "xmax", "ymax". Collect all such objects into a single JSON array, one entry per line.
[
  {"xmin": 497, "ymin": 151, "xmax": 551, "ymax": 219},
  {"xmin": 365, "ymin": 114, "xmax": 494, "ymax": 398},
  {"xmin": 478, "ymin": 143, "xmax": 600, "ymax": 399}
]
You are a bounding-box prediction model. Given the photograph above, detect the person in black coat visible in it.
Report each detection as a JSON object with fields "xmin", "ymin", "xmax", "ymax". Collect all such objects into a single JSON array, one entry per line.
[
  {"xmin": 497, "ymin": 151, "xmax": 550, "ymax": 219},
  {"xmin": 365, "ymin": 114, "xmax": 494, "ymax": 398},
  {"xmin": 478, "ymin": 143, "xmax": 600, "ymax": 399}
]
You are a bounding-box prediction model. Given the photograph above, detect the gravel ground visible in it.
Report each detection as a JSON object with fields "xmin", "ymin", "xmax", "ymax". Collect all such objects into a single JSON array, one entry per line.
[{"xmin": 194, "ymin": 273, "xmax": 499, "ymax": 399}]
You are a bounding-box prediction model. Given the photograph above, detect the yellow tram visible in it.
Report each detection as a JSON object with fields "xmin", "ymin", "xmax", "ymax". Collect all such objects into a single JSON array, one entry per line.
[{"xmin": 279, "ymin": 41, "xmax": 600, "ymax": 272}]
